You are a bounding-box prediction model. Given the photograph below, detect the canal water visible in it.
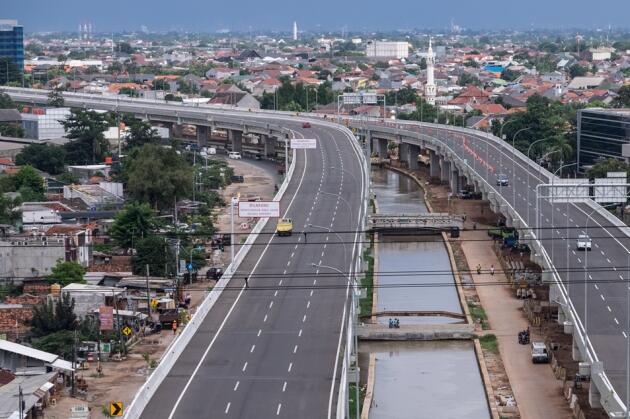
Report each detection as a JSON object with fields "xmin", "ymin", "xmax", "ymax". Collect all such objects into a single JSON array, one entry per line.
[{"xmin": 365, "ymin": 168, "xmax": 490, "ymax": 419}]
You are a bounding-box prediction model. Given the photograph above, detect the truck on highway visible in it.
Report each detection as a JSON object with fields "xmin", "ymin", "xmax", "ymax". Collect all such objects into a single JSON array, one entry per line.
[
  {"xmin": 531, "ymin": 342, "xmax": 549, "ymax": 363},
  {"xmin": 276, "ymin": 218, "xmax": 293, "ymax": 236}
]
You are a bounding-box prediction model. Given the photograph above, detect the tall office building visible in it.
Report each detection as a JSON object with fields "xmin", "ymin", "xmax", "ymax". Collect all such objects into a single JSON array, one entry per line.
[
  {"xmin": 293, "ymin": 22, "xmax": 298, "ymax": 41},
  {"xmin": 577, "ymin": 108, "xmax": 630, "ymax": 171},
  {"xmin": 365, "ymin": 41, "xmax": 409, "ymax": 59},
  {"xmin": 0, "ymin": 19, "xmax": 23, "ymax": 69}
]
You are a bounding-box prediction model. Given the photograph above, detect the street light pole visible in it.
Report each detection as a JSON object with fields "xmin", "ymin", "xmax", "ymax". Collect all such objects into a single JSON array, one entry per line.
[
  {"xmin": 511, "ymin": 127, "xmax": 532, "ymax": 207},
  {"xmin": 230, "ymin": 196, "xmax": 238, "ymax": 269},
  {"xmin": 526, "ymin": 137, "xmax": 553, "ymax": 227}
]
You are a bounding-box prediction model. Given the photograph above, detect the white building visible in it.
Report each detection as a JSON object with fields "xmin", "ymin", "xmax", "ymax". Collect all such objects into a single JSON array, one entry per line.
[
  {"xmin": 424, "ymin": 39, "xmax": 437, "ymax": 106},
  {"xmin": 293, "ymin": 22, "xmax": 298, "ymax": 41},
  {"xmin": 366, "ymin": 41, "xmax": 409, "ymax": 59},
  {"xmin": 589, "ymin": 47, "xmax": 614, "ymax": 61},
  {"xmin": 21, "ymin": 107, "xmax": 71, "ymax": 140}
]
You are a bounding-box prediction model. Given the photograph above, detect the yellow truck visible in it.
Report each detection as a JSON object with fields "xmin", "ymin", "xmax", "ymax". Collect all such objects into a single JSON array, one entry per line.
[{"xmin": 276, "ymin": 218, "xmax": 293, "ymax": 236}]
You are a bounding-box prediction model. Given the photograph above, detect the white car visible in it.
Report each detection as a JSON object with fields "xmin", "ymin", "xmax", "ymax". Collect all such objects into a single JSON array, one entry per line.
[
  {"xmin": 576, "ymin": 234, "xmax": 592, "ymax": 251},
  {"xmin": 228, "ymin": 152, "xmax": 242, "ymax": 160}
]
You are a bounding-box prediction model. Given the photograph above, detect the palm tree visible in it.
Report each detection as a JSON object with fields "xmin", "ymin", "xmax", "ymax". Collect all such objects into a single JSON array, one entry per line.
[{"xmin": 547, "ymin": 136, "xmax": 574, "ymax": 173}]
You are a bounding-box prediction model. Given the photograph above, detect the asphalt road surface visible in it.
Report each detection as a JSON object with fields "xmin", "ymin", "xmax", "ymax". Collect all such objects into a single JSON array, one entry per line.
[{"xmin": 140, "ymin": 121, "xmax": 366, "ymax": 419}]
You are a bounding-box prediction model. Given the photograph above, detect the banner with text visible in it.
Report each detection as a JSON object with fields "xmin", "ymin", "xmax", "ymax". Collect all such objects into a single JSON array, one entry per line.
[
  {"xmin": 290, "ymin": 138, "xmax": 317, "ymax": 149},
  {"xmin": 238, "ymin": 201, "xmax": 281, "ymax": 218}
]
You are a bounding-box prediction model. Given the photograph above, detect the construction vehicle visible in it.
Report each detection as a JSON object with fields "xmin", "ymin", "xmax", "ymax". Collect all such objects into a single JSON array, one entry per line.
[{"xmin": 276, "ymin": 218, "xmax": 293, "ymax": 236}]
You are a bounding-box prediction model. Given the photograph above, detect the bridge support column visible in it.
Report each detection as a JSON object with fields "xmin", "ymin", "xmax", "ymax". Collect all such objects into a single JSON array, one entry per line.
[
  {"xmin": 589, "ymin": 362, "xmax": 603, "ymax": 408},
  {"xmin": 229, "ymin": 130, "xmax": 243, "ymax": 153},
  {"xmin": 429, "ymin": 150, "xmax": 440, "ymax": 179},
  {"xmin": 263, "ymin": 135, "xmax": 275, "ymax": 158},
  {"xmin": 196, "ymin": 125, "xmax": 208, "ymax": 146},
  {"xmin": 406, "ymin": 144, "xmax": 420, "ymax": 170},
  {"xmin": 572, "ymin": 336, "xmax": 581, "ymax": 361},
  {"xmin": 440, "ymin": 159, "xmax": 450, "ymax": 184},
  {"xmin": 450, "ymin": 169, "xmax": 460, "ymax": 193},
  {"xmin": 172, "ymin": 124, "xmax": 183, "ymax": 138},
  {"xmin": 373, "ymin": 138, "xmax": 388, "ymax": 158}
]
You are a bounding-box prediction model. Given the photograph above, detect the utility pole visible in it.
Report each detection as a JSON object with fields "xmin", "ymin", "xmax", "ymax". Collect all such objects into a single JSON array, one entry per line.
[
  {"xmin": 72, "ymin": 329, "xmax": 77, "ymax": 396},
  {"xmin": 146, "ymin": 264, "xmax": 151, "ymax": 317}
]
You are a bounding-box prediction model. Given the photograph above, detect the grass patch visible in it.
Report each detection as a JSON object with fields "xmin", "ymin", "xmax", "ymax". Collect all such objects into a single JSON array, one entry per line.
[
  {"xmin": 359, "ymin": 234, "xmax": 375, "ymax": 317},
  {"xmin": 479, "ymin": 334, "xmax": 499, "ymax": 354},
  {"xmin": 349, "ymin": 383, "xmax": 367, "ymax": 417},
  {"xmin": 468, "ymin": 301, "xmax": 490, "ymax": 330}
]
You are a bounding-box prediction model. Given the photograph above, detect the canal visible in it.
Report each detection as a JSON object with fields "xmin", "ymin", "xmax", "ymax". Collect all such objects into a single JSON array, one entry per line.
[{"xmin": 364, "ymin": 168, "xmax": 490, "ymax": 419}]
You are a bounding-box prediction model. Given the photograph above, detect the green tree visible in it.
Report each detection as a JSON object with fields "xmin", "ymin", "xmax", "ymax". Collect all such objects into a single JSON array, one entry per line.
[
  {"xmin": 501, "ymin": 68, "xmax": 521, "ymax": 82},
  {"xmin": 164, "ymin": 93, "xmax": 182, "ymax": 102},
  {"xmin": 132, "ymin": 235, "xmax": 173, "ymax": 276},
  {"xmin": 613, "ymin": 85, "xmax": 630, "ymax": 108},
  {"xmin": 13, "ymin": 165, "xmax": 45, "ymax": 198},
  {"xmin": 118, "ymin": 87, "xmax": 139, "ymax": 97},
  {"xmin": 124, "ymin": 119, "xmax": 161, "ymax": 150},
  {"xmin": 586, "ymin": 158, "xmax": 630, "ymax": 179},
  {"xmin": 0, "ymin": 123, "xmax": 23, "ymax": 137},
  {"xmin": 116, "ymin": 42, "xmax": 134, "ymax": 54},
  {"xmin": 61, "ymin": 109, "xmax": 110, "ymax": 164},
  {"xmin": 109, "ymin": 202, "xmax": 155, "ymax": 251},
  {"xmin": 0, "ymin": 92, "xmax": 15, "ymax": 109},
  {"xmin": 56, "ymin": 171, "xmax": 80, "ymax": 185},
  {"xmin": 47, "ymin": 88, "xmax": 65, "ymax": 107},
  {"xmin": 152, "ymin": 79, "xmax": 170, "ymax": 90},
  {"xmin": 33, "ymin": 330, "xmax": 76, "ymax": 359},
  {"xmin": 15, "ymin": 144, "xmax": 66, "ymax": 174},
  {"xmin": 47, "ymin": 260, "xmax": 86, "ymax": 287},
  {"xmin": 0, "ymin": 57, "xmax": 21, "ymax": 85},
  {"xmin": 569, "ymin": 64, "xmax": 588, "ymax": 78},
  {"xmin": 31, "ymin": 292, "xmax": 77, "ymax": 337},
  {"xmin": 123, "ymin": 144, "xmax": 193, "ymax": 210},
  {"xmin": 458, "ymin": 73, "xmax": 480, "ymax": 87}
]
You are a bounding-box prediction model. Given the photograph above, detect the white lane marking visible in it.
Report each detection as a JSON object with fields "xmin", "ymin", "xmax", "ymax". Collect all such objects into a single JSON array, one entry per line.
[
  {"xmin": 607, "ymin": 306, "xmax": 612, "ymax": 312},
  {"xmin": 269, "ymin": 301, "xmax": 274, "ymax": 309},
  {"xmin": 277, "ymin": 404, "xmax": 282, "ymax": 416},
  {"xmin": 294, "ymin": 244, "xmax": 298, "ymax": 250},
  {"xmin": 607, "ymin": 258, "xmax": 612, "ymax": 264},
  {"xmin": 615, "ymin": 318, "xmax": 620, "ymax": 325},
  {"xmin": 589, "ymin": 275, "xmax": 593, "ymax": 280},
  {"xmin": 288, "ymin": 362, "xmax": 293, "ymax": 372},
  {"xmin": 601, "ymin": 294, "xmax": 606, "ymax": 301},
  {"xmin": 283, "ymin": 269, "xmax": 287, "ymax": 275},
  {"xmin": 242, "ymin": 361, "xmax": 248, "ymax": 372},
  {"xmin": 250, "ymin": 345, "xmax": 256, "ymax": 353},
  {"xmin": 577, "ymin": 258, "xmax": 581, "ymax": 263},
  {"xmin": 307, "ymin": 301, "xmax": 311, "ymax": 309},
  {"xmin": 621, "ymin": 275, "xmax": 626, "ymax": 280},
  {"xmin": 291, "ymin": 252, "xmax": 295, "ymax": 258},
  {"xmin": 302, "ymin": 314, "xmax": 307, "ymax": 323},
  {"xmin": 310, "ymin": 290, "xmax": 314, "ymax": 297},
  {"xmin": 313, "ymin": 279, "xmax": 317, "ymax": 285},
  {"xmin": 298, "ymin": 329, "xmax": 302, "ymax": 337},
  {"xmin": 287, "ymin": 260, "xmax": 291, "ymax": 267},
  {"xmin": 282, "ymin": 382, "xmax": 287, "ymax": 392},
  {"xmin": 257, "ymin": 329, "xmax": 262, "ymax": 337},
  {"xmin": 234, "ymin": 381, "xmax": 240, "ymax": 391},
  {"xmin": 601, "ymin": 250, "xmax": 605, "ymax": 256},
  {"xmin": 274, "ymin": 290, "xmax": 278, "ymax": 297},
  {"xmin": 225, "ymin": 402, "xmax": 231, "ymax": 414},
  {"xmin": 572, "ymin": 250, "xmax": 576, "ymax": 255},
  {"xmin": 624, "ymin": 332, "xmax": 628, "ymax": 338},
  {"xmin": 263, "ymin": 314, "xmax": 268, "ymax": 322},
  {"xmin": 594, "ymin": 284, "xmax": 599, "ymax": 290},
  {"xmin": 613, "ymin": 266, "xmax": 618, "ymax": 271},
  {"xmin": 293, "ymin": 344, "xmax": 298, "ymax": 354},
  {"xmin": 279, "ymin": 279, "xmax": 283, "ymax": 286}
]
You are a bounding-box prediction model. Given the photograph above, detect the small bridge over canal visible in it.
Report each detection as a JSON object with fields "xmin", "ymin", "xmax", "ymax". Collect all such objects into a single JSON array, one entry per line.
[{"xmin": 368, "ymin": 213, "xmax": 464, "ymax": 233}]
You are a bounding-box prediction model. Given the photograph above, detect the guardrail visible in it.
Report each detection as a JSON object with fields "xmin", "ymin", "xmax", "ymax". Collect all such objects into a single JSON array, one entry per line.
[{"xmin": 124, "ymin": 145, "xmax": 298, "ymax": 419}]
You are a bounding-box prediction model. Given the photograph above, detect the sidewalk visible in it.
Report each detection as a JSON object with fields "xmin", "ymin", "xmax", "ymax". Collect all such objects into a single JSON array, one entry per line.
[{"xmin": 460, "ymin": 227, "xmax": 573, "ymax": 419}]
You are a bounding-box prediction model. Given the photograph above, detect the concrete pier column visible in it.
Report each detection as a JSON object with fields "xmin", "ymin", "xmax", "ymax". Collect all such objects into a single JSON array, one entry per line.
[
  {"xmin": 171, "ymin": 124, "xmax": 183, "ymax": 138},
  {"xmin": 459, "ymin": 175, "xmax": 467, "ymax": 189},
  {"xmin": 373, "ymin": 137, "xmax": 388, "ymax": 158},
  {"xmin": 263, "ymin": 135, "xmax": 275, "ymax": 158},
  {"xmin": 196, "ymin": 125, "xmax": 208, "ymax": 146},
  {"xmin": 450, "ymin": 169, "xmax": 460, "ymax": 192},
  {"xmin": 406, "ymin": 144, "xmax": 420, "ymax": 170},
  {"xmin": 588, "ymin": 362, "xmax": 603, "ymax": 408},
  {"xmin": 399, "ymin": 143, "xmax": 409, "ymax": 168},
  {"xmin": 229, "ymin": 130, "xmax": 243, "ymax": 153},
  {"xmin": 429, "ymin": 150, "xmax": 440, "ymax": 179},
  {"xmin": 440, "ymin": 158, "xmax": 450, "ymax": 183}
]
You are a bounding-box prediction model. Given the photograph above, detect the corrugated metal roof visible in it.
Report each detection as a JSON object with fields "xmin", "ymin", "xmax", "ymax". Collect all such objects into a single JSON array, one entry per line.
[{"xmin": 0, "ymin": 340, "xmax": 57, "ymax": 363}]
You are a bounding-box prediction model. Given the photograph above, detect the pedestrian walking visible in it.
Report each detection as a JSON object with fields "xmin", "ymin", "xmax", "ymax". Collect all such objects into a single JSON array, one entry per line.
[
  {"xmin": 490, "ymin": 264, "xmax": 495, "ymax": 276},
  {"xmin": 476, "ymin": 264, "xmax": 482, "ymax": 275},
  {"xmin": 172, "ymin": 320, "xmax": 178, "ymax": 335},
  {"xmin": 244, "ymin": 276, "xmax": 249, "ymax": 288}
]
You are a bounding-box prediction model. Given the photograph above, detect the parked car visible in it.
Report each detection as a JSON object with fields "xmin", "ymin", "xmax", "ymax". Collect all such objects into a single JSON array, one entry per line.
[
  {"xmin": 231, "ymin": 175, "xmax": 245, "ymax": 183},
  {"xmin": 496, "ymin": 173, "xmax": 509, "ymax": 186},
  {"xmin": 302, "ymin": 122, "xmax": 311, "ymax": 128},
  {"xmin": 228, "ymin": 152, "xmax": 242, "ymax": 160},
  {"xmin": 531, "ymin": 342, "xmax": 549, "ymax": 364},
  {"xmin": 576, "ymin": 234, "xmax": 592, "ymax": 251},
  {"xmin": 206, "ymin": 267, "xmax": 224, "ymax": 280}
]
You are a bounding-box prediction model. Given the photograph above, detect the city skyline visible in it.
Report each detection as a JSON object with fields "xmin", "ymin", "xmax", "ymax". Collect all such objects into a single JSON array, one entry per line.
[{"xmin": 5, "ymin": 0, "xmax": 630, "ymax": 33}]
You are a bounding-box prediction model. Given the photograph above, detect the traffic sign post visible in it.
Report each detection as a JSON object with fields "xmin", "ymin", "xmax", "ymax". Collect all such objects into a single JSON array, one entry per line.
[
  {"xmin": 122, "ymin": 326, "xmax": 132, "ymax": 337},
  {"xmin": 110, "ymin": 402, "xmax": 123, "ymax": 416},
  {"xmin": 238, "ymin": 201, "xmax": 280, "ymax": 218}
]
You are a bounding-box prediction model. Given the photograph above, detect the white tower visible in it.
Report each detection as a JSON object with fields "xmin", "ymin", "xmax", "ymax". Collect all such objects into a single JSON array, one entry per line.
[
  {"xmin": 425, "ymin": 38, "xmax": 437, "ymax": 106},
  {"xmin": 293, "ymin": 21, "xmax": 298, "ymax": 41}
]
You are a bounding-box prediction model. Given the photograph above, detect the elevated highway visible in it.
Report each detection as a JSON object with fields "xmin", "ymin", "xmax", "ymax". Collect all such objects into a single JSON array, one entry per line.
[
  {"xmin": 4, "ymin": 86, "xmax": 629, "ymax": 416},
  {"xmin": 1, "ymin": 88, "xmax": 369, "ymax": 419}
]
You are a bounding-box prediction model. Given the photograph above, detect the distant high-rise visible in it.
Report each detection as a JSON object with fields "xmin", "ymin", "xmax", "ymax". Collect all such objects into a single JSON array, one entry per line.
[
  {"xmin": 293, "ymin": 21, "xmax": 298, "ymax": 41},
  {"xmin": 0, "ymin": 19, "xmax": 23, "ymax": 70},
  {"xmin": 424, "ymin": 38, "xmax": 436, "ymax": 106}
]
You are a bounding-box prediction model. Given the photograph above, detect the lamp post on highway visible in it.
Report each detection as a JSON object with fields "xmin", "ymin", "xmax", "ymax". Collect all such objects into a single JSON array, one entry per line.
[
  {"xmin": 312, "ymin": 262, "xmax": 359, "ymax": 419},
  {"xmin": 550, "ymin": 162, "xmax": 577, "ymax": 263},
  {"xmin": 230, "ymin": 196, "xmax": 238, "ymax": 269},
  {"xmin": 498, "ymin": 119, "xmax": 517, "ymax": 174},
  {"xmin": 308, "ymin": 224, "xmax": 348, "ymax": 264},
  {"xmin": 526, "ymin": 137, "xmax": 554, "ymax": 227}
]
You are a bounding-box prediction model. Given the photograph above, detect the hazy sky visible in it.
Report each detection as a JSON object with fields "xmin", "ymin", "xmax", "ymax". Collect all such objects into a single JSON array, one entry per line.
[{"xmin": 5, "ymin": 0, "xmax": 630, "ymax": 33}]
